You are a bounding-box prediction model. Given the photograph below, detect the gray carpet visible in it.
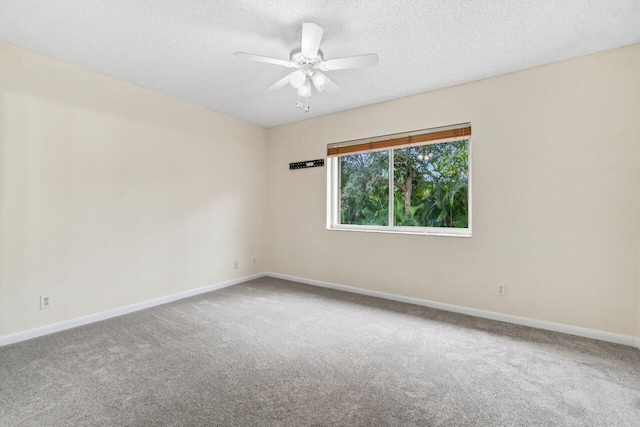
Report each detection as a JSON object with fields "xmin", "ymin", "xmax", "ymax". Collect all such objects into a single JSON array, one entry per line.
[{"xmin": 1, "ymin": 277, "xmax": 639, "ymax": 426}]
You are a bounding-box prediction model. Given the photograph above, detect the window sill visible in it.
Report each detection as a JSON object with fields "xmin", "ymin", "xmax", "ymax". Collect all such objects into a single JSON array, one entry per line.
[{"xmin": 327, "ymin": 225, "xmax": 472, "ymax": 238}]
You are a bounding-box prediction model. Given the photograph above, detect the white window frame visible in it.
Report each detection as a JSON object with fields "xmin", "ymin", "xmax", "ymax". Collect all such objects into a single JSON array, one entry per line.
[{"xmin": 326, "ymin": 130, "xmax": 472, "ymax": 237}]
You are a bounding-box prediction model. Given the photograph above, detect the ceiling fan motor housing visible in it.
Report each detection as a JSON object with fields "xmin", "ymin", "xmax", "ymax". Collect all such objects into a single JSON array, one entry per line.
[{"xmin": 290, "ymin": 49, "xmax": 324, "ymax": 68}]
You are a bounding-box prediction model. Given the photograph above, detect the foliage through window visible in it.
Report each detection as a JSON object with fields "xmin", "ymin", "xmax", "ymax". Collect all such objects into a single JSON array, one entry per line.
[
  {"xmin": 328, "ymin": 125, "xmax": 471, "ymax": 235},
  {"xmin": 340, "ymin": 151, "xmax": 389, "ymax": 225}
]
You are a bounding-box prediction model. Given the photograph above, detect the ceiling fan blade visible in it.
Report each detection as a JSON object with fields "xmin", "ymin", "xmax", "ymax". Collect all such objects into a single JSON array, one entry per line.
[
  {"xmin": 320, "ymin": 54, "xmax": 379, "ymax": 71},
  {"xmin": 266, "ymin": 73, "xmax": 293, "ymax": 91},
  {"xmin": 324, "ymin": 76, "xmax": 341, "ymax": 95},
  {"xmin": 234, "ymin": 52, "xmax": 293, "ymax": 67},
  {"xmin": 301, "ymin": 23, "xmax": 324, "ymax": 58}
]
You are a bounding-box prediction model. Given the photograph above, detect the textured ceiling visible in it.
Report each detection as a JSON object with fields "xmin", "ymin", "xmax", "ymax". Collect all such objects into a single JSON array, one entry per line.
[{"xmin": 1, "ymin": 1, "xmax": 639, "ymax": 128}]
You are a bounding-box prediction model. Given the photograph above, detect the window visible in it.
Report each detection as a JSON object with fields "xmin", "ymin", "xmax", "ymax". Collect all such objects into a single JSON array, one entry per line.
[{"xmin": 327, "ymin": 124, "xmax": 471, "ymax": 236}]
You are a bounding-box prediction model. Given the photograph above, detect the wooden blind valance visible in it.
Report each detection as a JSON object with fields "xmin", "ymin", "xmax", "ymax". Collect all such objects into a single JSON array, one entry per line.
[{"xmin": 327, "ymin": 125, "xmax": 471, "ymax": 158}]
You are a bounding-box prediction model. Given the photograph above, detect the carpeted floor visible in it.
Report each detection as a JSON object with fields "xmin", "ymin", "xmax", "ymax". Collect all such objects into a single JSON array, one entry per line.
[{"xmin": 1, "ymin": 277, "xmax": 639, "ymax": 426}]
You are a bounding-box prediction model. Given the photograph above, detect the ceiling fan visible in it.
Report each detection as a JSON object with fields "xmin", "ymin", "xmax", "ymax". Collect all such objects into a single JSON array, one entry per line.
[{"xmin": 235, "ymin": 23, "xmax": 379, "ymax": 112}]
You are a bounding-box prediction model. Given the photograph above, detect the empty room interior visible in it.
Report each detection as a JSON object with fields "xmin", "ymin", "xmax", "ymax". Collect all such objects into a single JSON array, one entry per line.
[{"xmin": 1, "ymin": 1, "xmax": 640, "ymax": 425}]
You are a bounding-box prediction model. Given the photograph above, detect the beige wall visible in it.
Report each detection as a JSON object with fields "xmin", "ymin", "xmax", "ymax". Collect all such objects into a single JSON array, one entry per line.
[
  {"xmin": 266, "ymin": 44, "xmax": 640, "ymax": 338},
  {"xmin": 2, "ymin": 40, "xmax": 639, "ymax": 342},
  {"xmin": 0, "ymin": 42, "xmax": 267, "ymax": 338}
]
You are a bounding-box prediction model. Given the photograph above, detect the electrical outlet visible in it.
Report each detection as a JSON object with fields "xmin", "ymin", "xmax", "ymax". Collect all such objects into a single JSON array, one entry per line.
[
  {"xmin": 497, "ymin": 284, "xmax": 506, "ymax": 296},
  {"xmin": 233, "ymin": 260, "xmax": 238, "ymax": 269},
  {"xmin": 252, "ymin": 256, "xmax": 256, "ymax": 265},
  {"xmin": 40, "ymin": 295, "xmax": 52, "ymax": 309}
]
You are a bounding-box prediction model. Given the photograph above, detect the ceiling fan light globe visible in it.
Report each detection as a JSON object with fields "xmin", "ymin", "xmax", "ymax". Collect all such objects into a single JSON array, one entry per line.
[
  {"xmin": 311, "ymin": 71, "xmax": 329, "ymax": 92},
  {"xmin": 289, "ymin": 69, "xmax": 307, "ymax": 89},
  {"xmin": 297, "ymin": 79, "xmax": 312, "ymax": 97}
]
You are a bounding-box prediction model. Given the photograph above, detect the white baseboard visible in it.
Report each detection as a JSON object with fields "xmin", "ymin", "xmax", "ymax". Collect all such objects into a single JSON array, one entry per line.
[
  {"xmin": 0, "ymin": 273, "xmax": 265, "ymax": 347},
  {"xmin": 3, "ymin": 271, "xmax": 639, "ymax": 351},
  {"xmin": 265, "ymin": 272, "xmax": 640, "ymax": 350}
]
